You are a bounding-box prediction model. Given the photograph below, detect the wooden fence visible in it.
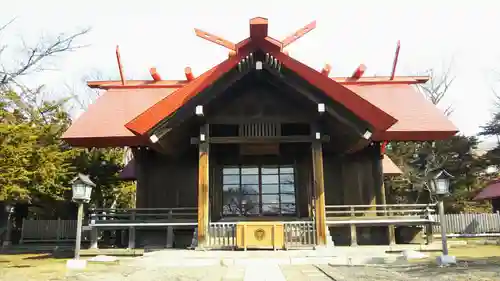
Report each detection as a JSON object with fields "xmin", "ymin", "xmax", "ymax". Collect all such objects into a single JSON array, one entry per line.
[
  {"xmin": 16, "ymin": 212, "xmax": 500, "ymax": 243},
  {"xmin": 433, "ymin": 213, "xmax": 500, "ymax": 234},
  {"xmin": 20, "ymin": 219, "xmax": 87, "ymax": 244}
]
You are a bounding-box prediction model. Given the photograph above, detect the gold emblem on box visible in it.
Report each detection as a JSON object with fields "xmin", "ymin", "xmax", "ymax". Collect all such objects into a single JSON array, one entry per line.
[
  {"xmin": 254, "ymin": 228, "xmax": 265, "ymax": 241},
  {"xmin": 236, "ymin": 222, "xmax": 284, "ymax": 249}
]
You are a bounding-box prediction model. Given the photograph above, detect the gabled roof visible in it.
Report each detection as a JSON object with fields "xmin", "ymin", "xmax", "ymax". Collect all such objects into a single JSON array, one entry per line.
[
  {"xmin": 349, "ymin": 84, "xmax": 458, "ymax": 140},
  {"xmin": 62, "ymin": 17, "xmax": 458, "ymax": 147},
  {"xmin": 125, "ymin": 37, "xmax": 397, "ymax": 135},
  {"xmin": 63, "ymin": 88, "xmax": 177, "ymax": 147}
]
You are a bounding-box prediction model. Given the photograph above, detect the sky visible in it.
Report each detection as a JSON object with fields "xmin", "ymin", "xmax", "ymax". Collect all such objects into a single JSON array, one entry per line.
[{"xmin": 2, "ymin": 0, "xmax": 500, "ymax": 142}]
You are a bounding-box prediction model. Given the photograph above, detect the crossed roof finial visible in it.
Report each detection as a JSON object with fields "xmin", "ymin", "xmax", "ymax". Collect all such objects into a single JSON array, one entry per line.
[{"xmin": 193, "ymin": 17, "xmax": 317, "ymax": 52}]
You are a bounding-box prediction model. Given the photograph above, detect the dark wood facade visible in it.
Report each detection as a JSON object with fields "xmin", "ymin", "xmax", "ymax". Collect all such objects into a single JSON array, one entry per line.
[
  {"xmin": 128, "ymin": 71, "xmax": 386, "ymax": 247},
  {"xmin": 132, "ymin": 144, "xmax": 384, "ymax": 213}
]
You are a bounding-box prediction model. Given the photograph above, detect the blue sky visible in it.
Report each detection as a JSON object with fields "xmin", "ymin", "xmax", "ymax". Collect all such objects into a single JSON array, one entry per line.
[{"xmin": 2, "ymin": 0, "xmax": 500, "ymax": 139}]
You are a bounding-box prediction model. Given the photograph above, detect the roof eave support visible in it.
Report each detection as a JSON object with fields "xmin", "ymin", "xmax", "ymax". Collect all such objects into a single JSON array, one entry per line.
[{"xmin": 263, "ymin": 65, "xmax": 370, "ymax": 139}]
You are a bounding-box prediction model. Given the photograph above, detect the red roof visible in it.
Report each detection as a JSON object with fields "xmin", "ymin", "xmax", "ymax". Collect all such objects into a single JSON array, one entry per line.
[
  {"xmin": 348, "ymin": 84, "xmax": 458, "ymax": 140},
  {"xmin": 474, "ymin": 180, "xmax": 500, "ymax": 200},
  {"xmin": 62, "ymin": 17, "xmax": 458, "ymax": 147},
  {"xmin": 62, "ymin": 88, "xmax": 177, "ymax": 147}
]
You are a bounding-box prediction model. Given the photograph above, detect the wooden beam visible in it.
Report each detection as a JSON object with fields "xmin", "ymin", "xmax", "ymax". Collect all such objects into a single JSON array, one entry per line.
[
  {"xmin": 87, "ymin": 80, "xmax": 188, "ymax": 89},
  {"xmin": 249, "ymin": 17, "xmax": 268, "ymax": 39},
  {"xmin": 320, "ymin": 64, "xmax": 331, "ymax": 76},
  {"xmin": 150, "ymin": 67, "xmax": 161, "ymax": 81},
  {"xmin": 150, "ymin": 67, "xmax": 250, "ymax": 139},
  {"xmin": 344, "ymin": 138, "xmax": 371, "ymax": 154},
  {"xmin": 86, "ymin": 76, "xmax": 430, "ymax": 89},
  {"xmin": 350, "ymin": 64, "xmax": 366, "ymax": 80},
  {"xmin": 197, "ymin": 124, "xmax": 210, "ymax": 247},
  {"xmin": 390, "ymin": 41, "xmax": 401, "ymax": 80},
  {"xmin": 282, "ymin": 21, "xmax": 317, "ymax": 48},
  {"xmin": 194, "ymin": 28, "xmax": 236, "ymax": 51},
  {"xmin": 332, "ymin": 76, "xmax": 429, "ymax": 85},
  {"xmin": 263, "ymin": 65, "xmax": 367, "ymax": 137},
  {"xmin": 209, "ymin": 135, "xmax": 329, "ymax": 144},
  {"xmin": 312, "ymin": 136, "xmax": 327, "ymax": 245},
  {"xmin": 185, "ymin": 67, "xmax": 195, "ymax": 81},
  {"xmin": 115, "ymin": 45, "xmax": 126, "ymax": 85},
  {"xmin": 207, "ymin": 115, "xmax": 313, "ymax": 124}
]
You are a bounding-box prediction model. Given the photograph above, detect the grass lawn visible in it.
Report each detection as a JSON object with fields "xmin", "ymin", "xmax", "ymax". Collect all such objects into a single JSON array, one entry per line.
[
  {"xmin": 0, "ymin": 253, "xmax": 119, "ymax": 280},
  {"xmin": 421, "ymin": 244, "xmax": 500, "ymax": 261}
]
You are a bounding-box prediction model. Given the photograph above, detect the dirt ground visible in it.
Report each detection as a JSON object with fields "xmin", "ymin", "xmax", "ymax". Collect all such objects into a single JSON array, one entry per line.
[{"xmin": 1, "ymin": 245, "xmax": 500, "ymax": 280}]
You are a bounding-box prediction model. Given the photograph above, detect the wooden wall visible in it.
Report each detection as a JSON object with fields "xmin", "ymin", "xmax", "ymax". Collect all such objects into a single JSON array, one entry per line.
[
  {"xmin": 323, "ymin": 144, "xmax": 382, "ymax": 206},
  {"xmin": 132, "ymin": 142, "xmax": 382, "ymax": 212},
  {"xmin": 133, "ymin": 147, "xmax": 198, "ymax": 209}
]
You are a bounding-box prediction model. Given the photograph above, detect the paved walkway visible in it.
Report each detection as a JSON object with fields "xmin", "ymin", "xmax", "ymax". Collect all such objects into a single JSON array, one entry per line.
[
  {"xmin": 60, "ymin": 248, "xmax": 500, "ymax": 280},
  {"xmin": 63, "ymin": 261, "xmax": 500, "ymax": 281}
]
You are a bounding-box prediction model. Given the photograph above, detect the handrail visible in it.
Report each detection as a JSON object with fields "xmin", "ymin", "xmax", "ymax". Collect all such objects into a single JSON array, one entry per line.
[
  {"xmin": 91, "ymin": 207, "xmax": 197, "ymax": 212},
  {"xmin": 325, "ymin": 209, "xmax": 435, "ymax": 215},
  {"xmin": 325, "ymin": 203, "xmax": 436, "ymax": 208},
  {"xmin": 88, "ymin": 207, "xmax": 198, "ymax": 227},
  {"xmin": 325, "ymin": 204, "xmax": 436, "ymax": 218}
]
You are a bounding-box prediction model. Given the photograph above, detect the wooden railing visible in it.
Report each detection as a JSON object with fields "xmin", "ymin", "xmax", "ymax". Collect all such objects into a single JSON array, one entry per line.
[
  {"xmin": 88, "ymin": 207, "xmax": 197, "ymax": 249},
  {"xmin": 325, "ymin": 204, "xmax": 437, "ymax": 225},
  {"xmin": 207, "ymin": 222, "xmax": 237, "ymax": 249},
  {"xmin": 20, "ymin": 219, "xmax": 88, "ymax": 244},
  {"xmin": 88, "ymin": 207, "xmax": 198, "ymax": 228},
  {"xmin": 284, "ymin": 221, "xmax": 316, "ymax": 249}
]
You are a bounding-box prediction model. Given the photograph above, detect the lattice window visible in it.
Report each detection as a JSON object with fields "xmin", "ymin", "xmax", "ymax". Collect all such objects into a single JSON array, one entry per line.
[{"xmin": 239, "ymin": 123, "xmax": 280, "ymax": 137}]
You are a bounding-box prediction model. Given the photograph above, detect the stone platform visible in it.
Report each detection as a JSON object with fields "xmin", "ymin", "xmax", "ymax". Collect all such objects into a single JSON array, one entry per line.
[{"xmin": 132, "ymin": 244, "xmax": 442, "ymax": 267}]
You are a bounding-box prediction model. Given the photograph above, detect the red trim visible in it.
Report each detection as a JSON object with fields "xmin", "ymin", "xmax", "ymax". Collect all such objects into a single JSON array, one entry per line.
[
  {"xmin": 250, "ymin": 17, "xmax": 268, "ymax": 39},
  {"xmin": 381, "ymin": 141, "xmax": 388, "ymax": 154},
  {"xmin": 116, "ymin": 46, "xmax": 126, "ymax": 85},
  {"xmin": 350, "ymin": 64, "xmax": 366, "ymax": 80},
  {"xmin": 63, "ymin": 136, "xmax": 148, "ymax": 148},
  {"xmin": 282, "ymin": 21, "xmax": 316, "ymax": 48},
  {"xmin": 125, "ymin": 46, "xmax": 253, "ymax": 135},
  {"xmin": 87, "ymin": 76, "xmax": 429, "ymax": 90},
  {"xmin": 321, "ymin": 64, "xmax": 331, "ymax": 76},
  {"xmin": 194, "ymin": 28, "xmax": 236, "ymax": 50},
  {"xmin": 125, "ymin": 38, "xmax": 398, "ymax": 135},
  {"xmin": 150, "ymin": 67, "xmax": 161, "ymax": 81},
  {"xmin": 185, "ymin": 67, "xmax": 195, "ymax": 81},
  {"xmin": 262, "ymin": 43, "xmax": 397, "ymax": 131},
  {"xmin": 390, "ymin": 41, "xmax": 401, "ymax": 80},
  {"xmin": 373, "ymin": 130, "xmax": 459, "ymax": 141}
]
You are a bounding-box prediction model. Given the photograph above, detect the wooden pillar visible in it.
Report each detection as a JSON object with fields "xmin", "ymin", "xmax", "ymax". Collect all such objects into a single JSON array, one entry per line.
[
  {"xmin": 89, "ymin": 212, "xmax": 98, "ymax": 249},
  {"xmin": 312, "ymin": 140, "xmax": 327, "ymax": 245},
  {"xmin": 377, "ymin": 144, "xmax": 394, "ymax": 245},
  {"xmin": 128, "ymin": 210, "xmax": 136, "ymax": 249},
  {"xmin": 350, "ymin": 224, "xmax": 358, "ymax": 246},
  {"xmin": 197, "ymin": 124, "xmax": 210, "ymax": 247},
  {"xmin": 166, "ymin": 209, "xmax": 174, "ymax": 248},
  {"xmin": 388, "ymin": 225, "xmax": 396, "ymax": 245},
  {"xmin": 89, "ymin": 228, "xmax": 98, "ymax": 249}
]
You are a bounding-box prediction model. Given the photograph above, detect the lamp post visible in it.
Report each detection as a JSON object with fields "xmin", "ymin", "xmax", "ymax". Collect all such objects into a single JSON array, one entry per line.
[
  {"xmin": 3, "ymin": 204, "xmax": 14, "ymax": 246},
  {"xmin": 429, "ymin": 169, "xmax": 455, "ymax": 265},
  {"xmin": 67, "ymin": 174, "xmax": 95, "ymax": 269}
]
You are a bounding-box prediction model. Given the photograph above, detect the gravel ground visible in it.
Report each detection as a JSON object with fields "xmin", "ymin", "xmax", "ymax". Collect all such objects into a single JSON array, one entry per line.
[{"xmin": 281, "ymin": 264, "xmax": 500, "ymax": 281}]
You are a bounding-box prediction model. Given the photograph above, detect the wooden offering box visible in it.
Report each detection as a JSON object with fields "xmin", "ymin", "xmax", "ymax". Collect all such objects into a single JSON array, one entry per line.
[{"xmin": 236, "ymin": 221, "xmax": 284, "ymax": 250}]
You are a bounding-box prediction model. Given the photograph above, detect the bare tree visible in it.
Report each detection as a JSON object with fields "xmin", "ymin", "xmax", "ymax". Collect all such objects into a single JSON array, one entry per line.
[
  {"xmin": 389, "ymin": 64, "xmax": 457, "ymax": 204},
  {"xmin": 417, "ymin": 64, "xmax": 455, "ymax": 116},
  {"xmin": 0, "ymin": 19, "xmax": 90, "ymax": 88},
  {"xmin": 0, "ymin": 18, "xmax": 90, "ymax": 122}
]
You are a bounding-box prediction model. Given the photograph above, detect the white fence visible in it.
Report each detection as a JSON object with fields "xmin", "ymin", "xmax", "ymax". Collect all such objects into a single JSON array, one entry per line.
[{"xmin": 433, "ymin": 213, "xmax": 500, "ymax": 234}]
